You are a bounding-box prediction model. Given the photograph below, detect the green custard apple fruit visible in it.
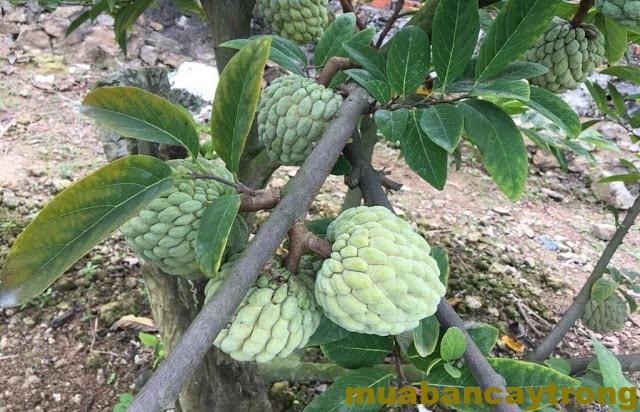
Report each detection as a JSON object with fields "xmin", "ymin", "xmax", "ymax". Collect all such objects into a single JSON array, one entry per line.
[
  {"xmin": 596, "ymin": 0, "xmax": 640, "ymax": 27},
  {"xmin": 205, "ymin": 257, "xmax": 322, "ymax": 362},
  {"xmin": 257, "ymin": 75, "xmax": 342, "ymax": 166},
  {"xmin": 581, "ymin": 292, "xmax": 629, "ymax": 333},
  {"xmin": 255, "ymin": 0, "xmax": 331, "ymax": 43},
  {"xmin": 120, "ymin": 157, "xmax": 247, "ymax": 279},
  {"xmin": 315, "ymin": 206, "xmax": 446, "ymax": 336},
  {"xmin": 523, "ymin": 17, "xmax": 605, "ymax": 92}
]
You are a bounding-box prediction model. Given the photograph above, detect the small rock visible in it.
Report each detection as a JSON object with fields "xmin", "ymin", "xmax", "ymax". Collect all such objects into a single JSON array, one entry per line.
[
  {"xmin": 71, "ymin": 394, "xmax": 82, "ymax": 405},
  {"xmin": 0, "ymin": 336, "xmax": 9, "ymax": 350},
  {"xmin": 139, "ymin": 45, "xmax": 159, "ymax": 65},
  {"xmin": 591, "ymin": 223, "xmax": 615, "ymax": 241},
  {"xmin": 16, "ymin": 29, "xmax": 51, "ymax": 50},
  {"xmin": 2, "ymin": 194, "xmax": 19, "ymax": 209},
  {"xmin": 487, "ymin": 307, "xmax": 500, "ymax": 317},
  {"xmin": 27, "ymin": 165, "xmax": 46, "ymax": 177},
  {"xmin": 23, "ymin": 375, "xmax": 41, "ymax": 388},
  {"xmin": 96, "ymin": 368, "xmax": 105, "ymax": 385},
  {"xmin": 4, "ymin": 8, "xmax": 26, "ymax": 23},
  {"xmin": 464, "ymin": 295, "xmax": 482, "ymax": 310},
  {"xmin": 540, "ymin": 188, "xmax": 564, "ymax": 201},
  {"xmin": 591, "ymin": 171, "xmax": 635, "ymax": 210},
  {"xmin": 52, "ymin": 393, "xmax": 62, "ymax": 402},
  {"xmin": 125, "ymin": 277, "xmax": 138, "ymax": 288},
  {"xmin": 42, "ymin": 18, "xmax": 67, "ymax": 38},
  {"xmin": 532, "ymin": 151, "xmax": 557, "ymax": 171},
  {"xmin": 546, "ymin": 276, "xmax": 569, "ymax": 290},
  {"xmin": 492, "ymin": 206, "xmax": 510, "ymax": 215},
  {"xmin": 22, "ymin": 316, "xmax": 35, "ymax": 327},
  {"xmin": 99, "ymin": 301, "xmax": 128, "ymax": 325},
  {"xmin": 524, "ymin": 257, "xmax": 536, "ymax": 268}
]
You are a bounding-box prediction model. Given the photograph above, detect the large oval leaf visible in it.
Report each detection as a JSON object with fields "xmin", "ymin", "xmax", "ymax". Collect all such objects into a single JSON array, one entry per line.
[
  {"xmin": 526, "ymin": 86, "xmax": 581, "ymax": 138},
  {"xmin": 306, "ymin": 315, "xmax": 352, "ymax": 347},
  {"xmin": 459, "ymin": 100, "xmax": 528, "ymax": 200},
  {"xmin": 321, "ymin": 332, "xmax": 392, "ymax": 369},
  {"xmin": 475, "ymin": 0, "xmax": 558, "ymax": 81},
  {"xmin": 420, "ymin": 104, "xmax": 464, "ymax": 153},
  {"xmin": 0, "ymin": 155, "xmax": 173, "ymax": 307},
  {"xmin": 386, "ymin": 25, "xmax": 431, "ymax": 97},
  {"xmin": 211, "ymin": 37, "xmax": 271, "ymax": 174},
  {"xmin": 314, "ymin": 12, "xmax": 357, "ymax": 67},
  {"xmin": 81, "ymin": 86, "xmax": 199, "ymax": 158},
  {"xmin": 414, "ymin": 315, "xmax": 440, "ymax": 357},
  {"xmin": 195, "ymin": 193, "xmax": 240, "ymax": 277},
  {"xmin": 220, "ymin": 35, "xmax": 306, "ymax": 76}
]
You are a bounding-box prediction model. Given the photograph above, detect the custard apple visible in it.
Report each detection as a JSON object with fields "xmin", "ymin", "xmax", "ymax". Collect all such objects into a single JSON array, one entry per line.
[
  {"xmin": 120, "ymin": 157, "xmax": 247, "ymax": 279},
  {"xmin": 523, "ymin": 17, "xmax": 605, "ymax": 92},
  {"xmin": 582, "ymin": 292, "xmax": 629, "ymax": 333},
  {"xmin": 255, "ymin": 0, "xmax": 331, "ymax": 43},
  {"xmin": 205, "ymin": 257, "xmax": 322, "ymax": 362},
  {"xmin": 315, "ymin": 206, "xmax": 446, "ymax": 336},
  {"xmin": 257, "ymin": 75, "xmax": 342, "ymax": 165},
  {"xmin": 596, "ymin": 0, "xmax": 640, "ymax": 26}
]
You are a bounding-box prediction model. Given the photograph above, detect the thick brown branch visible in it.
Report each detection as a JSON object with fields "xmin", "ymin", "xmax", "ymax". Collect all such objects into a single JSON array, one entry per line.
[
  {"xmin": 128, "ymin": 86, "xmax": 370, "ymax": 412},
  {"xmin": 529, "ymin": 195, "xmax": 640, "ymax": 361},
  {"xmin": 318, "ymin": 56, "xmax": 357, "ymax": 87},
  {"xmin": 571, "ymin": 0, "xmax": 594, "ymax": 27},
  {"xmin": 375, "ymin": 0, "xmax": 405, "ymax": 48},
  {"xmin": 284, "ymin": 221, "xmax": 332, "ymax": 272},
  {"xmin": 239, "ymin": 188, "xmax": 280, "ymax": 212},
  {"xmin": 339, "ymin": 0, "xmax": 367, "ymax": 30}
]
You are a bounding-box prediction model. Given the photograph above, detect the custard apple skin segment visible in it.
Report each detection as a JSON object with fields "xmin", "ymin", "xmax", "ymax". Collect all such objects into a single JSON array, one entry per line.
[
  {"xmin": 581, "ymin": 292, "xmax": 629, "ymax": 333},
  {"xmin": 257, "ymin": 75, "xmax": 343, "ymax": 166},
  {"xmin": 205, "ymin": 257, "xmax": 322, "ymax": 362},
  {"xmin": 255, "ymin": 0, "xmax": 331, "ymax": 43},
  {"xmin": 120, "ymin": 157, "xmax": 245, "ymax": 279},
  {"xmin": 523, "ymin": 17, "xmax": 605, "ymax": 93},
  {"xmin": 315, "ymin": 206, "xmax": 446, "ymax": 336},
  {"xmin": 596, "ymin": 0, "xmax": 640, "ymax": 27}
]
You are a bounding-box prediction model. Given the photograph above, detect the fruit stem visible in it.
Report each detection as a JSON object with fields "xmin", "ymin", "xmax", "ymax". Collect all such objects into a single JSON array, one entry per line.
[
  {"xmin": 284, "ymin": 221, "xmax": 332, "ymax": 273},
  {"xmin": 570, "ymin": 0, "xmax": 594, "ymax": 27}
]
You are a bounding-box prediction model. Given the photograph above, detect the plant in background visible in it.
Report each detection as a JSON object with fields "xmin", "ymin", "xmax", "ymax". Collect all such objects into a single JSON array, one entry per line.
[
  {"xmin": 2, "ymin": 0, "xmax": 640, "ymax": 412},
  {"xmin": 138, "ymin": 332, "xmax": 167, "ymax": 369}
]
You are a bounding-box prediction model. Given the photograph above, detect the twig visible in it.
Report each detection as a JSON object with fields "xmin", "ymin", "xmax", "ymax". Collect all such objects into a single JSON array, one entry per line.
[
  {"xmin": 570, "ymin": 0, "xmax": 594, "ymax": 27},
  {"xmin": 529, "ymin": 195, "xmax": 640, "ymax": 362},
  {"xmin": 128, "ymin": 86, "xmax": 370, "ymax": 412},
  {"xmin": 317, "ymin": 56, "xmax": 357, "ymax": 87},
  {"xmin": 515, "ymin": 300, "xmax": 543, "ymax": 337},
  {"xmin": 375, "ymin": 0, "xmax": 405, "ymax": 48},
  {"xmin": 284, "ymin": 221, "xmax": 332, "ymax": 273},
  {"xmin": 89, "ymin": 317, "xmax": 99, "ymax": 353},
  {"xmin": 190, "ymin": 172, "xmax": 260, "ymax": 196},
  {"xmin": 0, "ymin": 354, "xmax": 18, "ymax": 361},
  {"xmin": 339, "ymin": 0, "xmax": 367, "ymax": 30}
]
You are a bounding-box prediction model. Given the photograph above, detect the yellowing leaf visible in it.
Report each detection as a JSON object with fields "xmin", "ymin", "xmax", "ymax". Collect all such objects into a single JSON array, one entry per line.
[{"xmin": 501, "ymin": 335, "xmax": 526, "ymax": 353}]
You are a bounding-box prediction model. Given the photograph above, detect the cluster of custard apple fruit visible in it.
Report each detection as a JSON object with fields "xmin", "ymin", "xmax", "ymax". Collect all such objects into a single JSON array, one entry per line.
[
  {"xmin": 596, "ymin": 0, "xmax": 640, "ymax": 27},
  {"xmin": 581, "ymin": 288, "xmax": 630, "ymax": 333},
  {"xmin": 255, "ymin": 0, "xmax": 332, "ymax": 43},
  {"xmin": 524, "ymin": 17, "xmax": 606, "ymax": 92}
]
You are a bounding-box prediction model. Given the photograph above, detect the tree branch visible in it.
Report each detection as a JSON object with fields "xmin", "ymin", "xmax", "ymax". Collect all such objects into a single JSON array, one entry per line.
[
  {"xmin": 343, "ymin": 121, "xmax": 519, "ymax": 412},
  {"xmin": 375, "ymin": 0, "xmax": 405, "ymax": 48},
  {"xmin": 127, "ymin": 86, "xmax": 370, "ymax": 412},
  {"xmin": 284, "ymin": 221, "xmax": 332, "ymax": 272},
  {"xmin": 529, "ymin": 195, "xmax": 640, "ymax": 362},
  {"xmin": 571, "ymin": 0, "xmax": 594, "ymax": 27},
  {"xmin": 317, "ymin": 56, "xmax": 357, "ymax": 87},
  {"xmin": 240, "ymin": 189, "xmax": 281, "ymax": 212},
  {"xmin": 339, "ymin": 0, "xmax": 367, "ymax": 30}
]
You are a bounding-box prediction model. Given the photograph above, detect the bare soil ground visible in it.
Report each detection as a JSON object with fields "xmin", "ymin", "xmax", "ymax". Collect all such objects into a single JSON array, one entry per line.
[{"xmin": 1, "ymin": 47, "xmax": 639, "ymax": 411}]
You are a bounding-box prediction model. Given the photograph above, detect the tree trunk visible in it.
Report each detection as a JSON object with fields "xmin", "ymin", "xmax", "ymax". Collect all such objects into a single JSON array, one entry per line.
[{"xmin": 142, "ymin": 265, "xmax": 271, "ymax": 411}]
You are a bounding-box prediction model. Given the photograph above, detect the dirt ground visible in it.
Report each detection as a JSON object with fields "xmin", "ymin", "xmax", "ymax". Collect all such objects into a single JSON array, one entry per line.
[{"xmin": 1, "ymin": 37, "xmax": 640, "ymax": 412}]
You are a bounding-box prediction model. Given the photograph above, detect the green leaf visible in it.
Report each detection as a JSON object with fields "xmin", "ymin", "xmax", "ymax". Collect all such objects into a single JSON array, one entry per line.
[
  {"xmin": 304, "ymin": 367, "xmax": 392, "ymax": 412},
  {"xmin": 386, "ymin": 25, "xmax": 431, "ymax": 96},
  {"xmin": 326, "ymin": 28, "xmax": 377, "ymax": 89},
  {"xmin": 440, "ymin": 326, "xmax": 466, "ymax": 361},
  {"xmin": 526, "ymin": 86, "xmax": 581, "ymax": 138},
  {"xmin": 459, "ymin": 99, "xmax": 528, "ymax": 200},
  {"xmin": 138, "ymin": 332, "xmax": 158, "ymax": 348},
  {"xmin": 475, "ymin": 0, "xmax": 558, "ymax": 81},
  {"xmin": 321, "ymin": 333, "xmax": 392, "ymax": 369},
  {"xmin": 429, "ymin": 246, "xmax": 449, "ymax": 287},
  {"xmin": 578, "ymin": 130, "xmax": 621, "ymax": 152},
  {"xmin": 343, "ymin": 42, "xmax": 387, "ymax": 81},
  {"xmin": 375, "ymin": 109, "xmax": 409, "ymax": 143},
  {"xmin": 543, "ymin": 357, "xmax": 571, "ymax": 375},
  {"xmin": 304, "ymin": 218, "xmax": 334, "ymax": 237},
  {"xmin": 443, "ymin": 362, "xmax": 462, "ymax": 378},
  {"xmin": 113, "ymin": 0, "xmax": 153, "ymax": 55},
  {"xmin": 620, "ymin": 290, "xmax": 638, "ymax": 313},
  {"xmin": 414, "ymin": 315, "xmax": 440, "ymax": 357},
  {"xmin": 306, "ymin": 316, "xmax": 352, "ymax": 347},
  {"xmin": 601, "ymin": 65, "xmax": 640, "ymax": 85},
  {"xmin": 419, "ymin": 104, "xmax": 464, "ymax": 153},
  {"xmin": 497, "ymin": 61, "xmax": 549, "ymax": 80},
  {"xmin": 81, "ymin": 86, "xmax": 200, "ymax": 159},
  {"xmin": 400, "ymin": 110, "xmax": 449, "ymax": 190},
  {"xmin": 597, "ymin": 173, "xmax": 640, "ymax": 183},
  {"xmin": 471, "ymin": 79, "xmax": 531, "ymax": 101},
  {"xmin": 169, "ymin": 0, "xmax": 206, "ymax": 17},
  {"xmin": 314, "ymin": 12, "xmax": 357, "ymax": 67},
  {"xmin": 586, "ymin": 81, "xmax": 613, "ymax": 117},
  {"xmin": 608, "ymin": 82, "xmax": 626, "ymax": 118},
  {"xmin": 595, "ymin": 14, "xmax": 628, "ymax": 64},
  {"xmin": 65, "ymin": 0, "xmax": 109, "ymax": 37},
  {"xmin": 211, "ymin": 37, "xmax": 271, "ymax": 174},
  {"xmin": 195, "ymin": 194, "xmax": 240, "ymax": 276},
  {"xmin": 220, "ymin": 35, "xmax": 306, "ymax": 76},
  {"xmin": 432, "ymin": 0, "xmax": 479, "ymax": 87},
  {"xmin": 0, "ymin": 156, "xmax": 173, "ymax": 307},
  {"xmin": 344, "ymin": 69, "xmax": 392, "ymax": 103},
  {"xmin": 592, "ymin": 339, "xmax": 636, "ymax": 412},
  {"xmin": 466, "ymin": 323, "xmax": 498, "ymax": 355}
]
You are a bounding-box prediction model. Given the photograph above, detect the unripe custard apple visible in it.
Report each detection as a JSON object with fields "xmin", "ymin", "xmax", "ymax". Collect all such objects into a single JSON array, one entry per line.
[
  {"xmin": 524, "ymin": 17, "xmax": 605, "ymax": 92},
  {"xmin": 205, "ymin": 256, "xmax": 321, "ymax": 362},
  {"xmin": 315, "ymin": 206, "xmax": 446, "ymax": 336},
  {"xmin": 257, "ymin": 75, "xmax": 342, "ymax": 166},
  {"xmin": 581, "ymin": 291, "xmax": 629, "ymax": 333},
  {"xmin": 255, "ymin": 0, "xmax": 331, "ymax": 43},
  {"xmin": 120, "ymin": 157, "xmax": 247, "ymax": 279},
  {"xmin": 596, "ymin": 0, "xmax": 640, "ymax": 27}
]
